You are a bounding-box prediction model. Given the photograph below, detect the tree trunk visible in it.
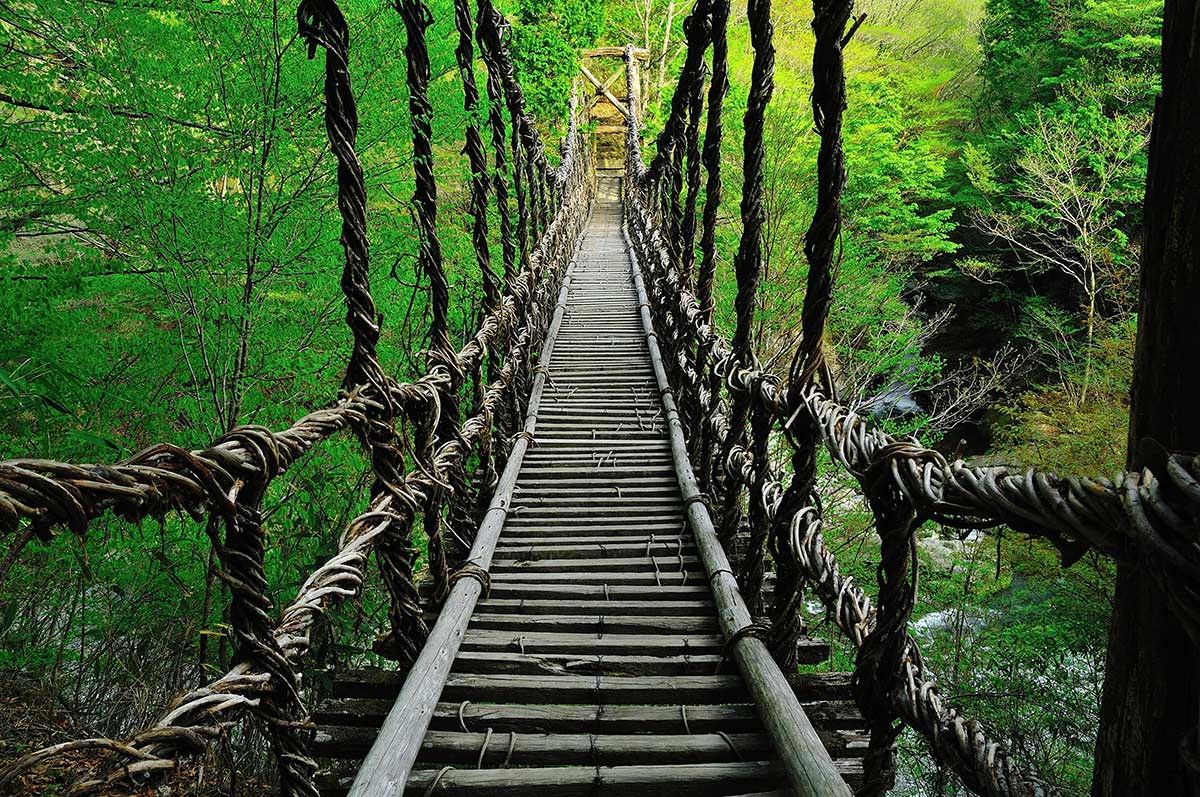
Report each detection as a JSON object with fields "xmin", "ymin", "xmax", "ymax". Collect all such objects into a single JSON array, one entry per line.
[
  {"xmin": 1080, "ymin": 272, "xmax": 1097, "ymax": 406},
  {"xmin": 1093, "ymin": 0, "xmax": 1200, "ymax": 792},
  {"xmin": 658, "ymin": 0, "xmax": 675, "ymax": 94}
]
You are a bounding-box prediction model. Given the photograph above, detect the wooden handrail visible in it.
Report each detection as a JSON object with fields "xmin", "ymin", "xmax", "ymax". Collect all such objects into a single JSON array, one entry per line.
[
  {"xmin": 624, "ymin": 208, "xmax": 854, "ymax": 797},
  {"xmin": 346, "ymin": 205, "xmax": 591, "ymax": 797}
]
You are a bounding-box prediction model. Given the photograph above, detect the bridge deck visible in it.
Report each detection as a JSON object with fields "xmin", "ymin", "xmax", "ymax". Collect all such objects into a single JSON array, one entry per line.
[{"xmin": 312, "ymin": 183, "xmax": 869, "ymax": 795}]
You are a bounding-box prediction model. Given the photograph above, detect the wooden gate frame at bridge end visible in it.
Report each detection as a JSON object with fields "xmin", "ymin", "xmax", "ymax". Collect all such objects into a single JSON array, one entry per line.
[{"xmin": 580, "ymin": 47, "xmax": 649, "ymax": 177}]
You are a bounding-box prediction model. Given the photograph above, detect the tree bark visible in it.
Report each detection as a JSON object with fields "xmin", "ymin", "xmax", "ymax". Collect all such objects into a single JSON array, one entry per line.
[{"xmin": 1093, "ymin": 0, "xmax": 1200, "ymax": 792}]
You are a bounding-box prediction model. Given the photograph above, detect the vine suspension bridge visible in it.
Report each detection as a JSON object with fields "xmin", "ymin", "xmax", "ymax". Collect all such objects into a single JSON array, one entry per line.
[{"xmin": 0, "ymin": 0, "xmax": 1197, "ymax": 794}]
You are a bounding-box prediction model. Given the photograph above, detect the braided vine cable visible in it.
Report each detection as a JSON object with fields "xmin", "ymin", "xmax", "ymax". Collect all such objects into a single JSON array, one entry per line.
[
  {"xmin": 769, "ymin": 0, "xmax": 854, "ymax": 680},
  {"xmin": 481, "ymin": 5, "xmax": 553, "ymax": 267},
  {"xmin": 296, "ymin": 0, "xmax": 379, "ymax": 396},
  {"xmin": 648, "ymin": 0, "xmax": 712, "ymax": 270},
  {"xmin": 298, "ymin": 0, "xmax": 429, "ymax": 666},
  {"xmin": 695, "ymin": 0, "xmax": 727, "ymax": 326},
  {"xmin": 504, "ymin": 59, "xmax": 532, "ymax": 266},
  {"xmin": 854, "ymin": 468, "xmax": 920, "ymax": 796},
  {"xmin": 679, "ymin": 45, "xmax": 707, "ymax": 284},
  {"xmin": 738, "ymin": 399, "xmax": 773, "ymax": 616},
  {"xmin": 694, "ymin": 0, "xmax": 729, "ymax": 494},
  {"xmin": 715, "ymin": 0, "xmax": 774, "ymax": 552},
  {"xmin": 475, "ymin": 1, "xmax": 519, "ymax": 289},
  {"xmin": 396, "ymin": 0, "xmax": 458, "ymax": 378},
  {"xmin": 394, "ymin": 0, "xmax": 486, "ymax": 608},
  {"xmin": 453, "ymin": 0, "xmax": 499, "ymax": 312}
]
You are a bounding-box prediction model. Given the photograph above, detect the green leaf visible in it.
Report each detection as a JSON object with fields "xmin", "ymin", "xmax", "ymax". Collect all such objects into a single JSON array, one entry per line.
[{"xmin": 66, "ymin": 429, "xmax": 124, "ymax": 454}]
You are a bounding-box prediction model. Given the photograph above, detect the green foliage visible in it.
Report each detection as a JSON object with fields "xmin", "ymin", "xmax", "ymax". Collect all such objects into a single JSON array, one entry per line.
[
  {"xmin": 508, "ymin": 0, "xmax": 603, "ymax": 120},
  {"xmin": 997, "ymin": 317, "xmax": 1135, "ymax": 474},
  {"xmin": 843, "ymin": 72, "xmax": 960, "ymax": 266},
  {"xmin": 981, "ymin": 0, "xmax": 1162, "ymax": 117}
]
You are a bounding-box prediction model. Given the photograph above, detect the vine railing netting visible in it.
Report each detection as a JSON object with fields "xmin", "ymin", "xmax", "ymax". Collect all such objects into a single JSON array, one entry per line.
[
  {"xmin": 620, "ymin": 0, "xmax": 1200, "ymax": 794},
  {"xmin": 0, "ymin": 0, "xmax": 593, "ymax": 793}
]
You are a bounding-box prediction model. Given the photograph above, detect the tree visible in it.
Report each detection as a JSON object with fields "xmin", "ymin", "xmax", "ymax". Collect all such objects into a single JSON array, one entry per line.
[
  {"xmin": 1093, "ymin": 0, "xmax": 1200, "ymax": 789},
  {"xmin": 965, "ymin": 99, "xmax": 1148, "ymax": 404},
  {"xmin": 509, "ymin": 0, "xmax": 604, "ymax": 121}
]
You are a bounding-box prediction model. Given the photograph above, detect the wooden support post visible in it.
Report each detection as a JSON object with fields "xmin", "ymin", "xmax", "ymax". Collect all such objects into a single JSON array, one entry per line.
[
  {"xmin": 627, "ymin": 51, "xmax": 642, "ymax": 118},
  {"xmin": 583, "ymin": 45, "xmax": 651, "ymax": 60},
  {"xmin": 1093, "ymin": 0, "xmax": 1200, "ymax": 793}
]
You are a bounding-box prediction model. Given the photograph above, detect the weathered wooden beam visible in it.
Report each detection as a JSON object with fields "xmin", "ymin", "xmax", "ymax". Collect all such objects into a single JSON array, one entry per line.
[
  {"xmin": 625, "ymin": 224, "xmax": 854, "ymax": 797},
  {"xmin": 584, "ymin": 45, "xmax": 651, "ymax": 60},
  {"xmin": 580, "ymin": 64, "xmax": 631, "ymax": 119}
]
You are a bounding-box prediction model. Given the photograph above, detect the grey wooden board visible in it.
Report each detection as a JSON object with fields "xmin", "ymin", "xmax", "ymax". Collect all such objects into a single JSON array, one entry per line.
[
  {"xmin": 314, "ymin": 697, "xmax": 865, "ymax": 733},
  {"xmin": 315, "ymin": 727, "xmax": 866, "ymax": 763},
  {"xmin": 318, "ymin": 761, "xmax": 866, "ymax": 796}
]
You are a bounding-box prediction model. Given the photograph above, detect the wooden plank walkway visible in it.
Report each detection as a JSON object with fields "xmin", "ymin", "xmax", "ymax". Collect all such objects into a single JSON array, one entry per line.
[{"xmin": 312, "ymin": 182, "xmax": 870, "ymax": 795}]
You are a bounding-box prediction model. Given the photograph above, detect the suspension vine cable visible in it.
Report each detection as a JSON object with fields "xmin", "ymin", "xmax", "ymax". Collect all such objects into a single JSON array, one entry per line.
[
  {"xmin": 393, "ymin": 0, "xmax": 463, "ymax": 608},
  {"xmin": 715, "ymin": 0, "xmax": 774, "ymax": 560},
  {"xmin": 476, "ymin": 1, "xmax": 518, "ymax": 288},
  {"xmin": 694, "ymin": 0, "xmax": 730, "ymax": 493},
  {"xmin": 648, "ymin": 0, "xmax": 712, "ymax": 270},
  {"xmin": 454, "ymin": 0, "xmax": 498, "ymax": 312},
  {"xmin": 678, "ymin": 18, "xmax": 708, "ymax": 284}
]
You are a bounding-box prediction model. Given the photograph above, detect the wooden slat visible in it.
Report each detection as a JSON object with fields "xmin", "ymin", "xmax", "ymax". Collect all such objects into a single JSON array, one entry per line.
[
  {"xmin": 315, "ymin": 697, "xmax": 862, "ymax": 734},
  {"xmin": 404, "ymin": 762, "xmax": 786, "ymax": 796},
  {"xmin": 440, "ymin": 673, "xmax": 749, "ymax": 704},
  {"xmin": 489, "ymin": 571, "xmax": 702, "ymax": 585},
  {"xmin": 449, "ymin": 650, "xmax": 725, "ymax": 675},
  {"xmin": 479, "ymin": 583, "xmax": 713, "ymax": 600},
  {"xmin": 474, "ymin": 598, "xmax": 713, "ymax": 615},
  {"xmin": 462, "ymin": 613, "xmax": 719, "ymax": 634},
  {"xmin": 318, "ymin": 730, "xmax": 773, "ymax": 765},
  {"xmin": 316, "ymin": 726, "xmax": 867, "ymax": 764},
  {"xmin": 489, "ymin": 556, "xmax": 703, "ymax": 573}
]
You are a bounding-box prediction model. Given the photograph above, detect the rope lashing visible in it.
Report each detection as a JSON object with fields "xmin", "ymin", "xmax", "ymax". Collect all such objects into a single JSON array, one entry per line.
[
  {"xmin": 424, "ymin": 765, "xmax": 454, "ymax": 795},
  {"xmin": 712, "ymin": 621, "xmax": 773, "ymax": 674},
  {"xmin": 476, "ymin": 727, "xmax": 494, "ymax": 768},
  {"xmin": 503, "ymin": 731, "xmax": 518, "ymax": 768},
  {"xmin": 716, "ymin": 731, "xmax": 745, "ymax": 762},
  {"xmin": 447, "ymin": 561, "xmax": 493, "ymax": 598}
]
